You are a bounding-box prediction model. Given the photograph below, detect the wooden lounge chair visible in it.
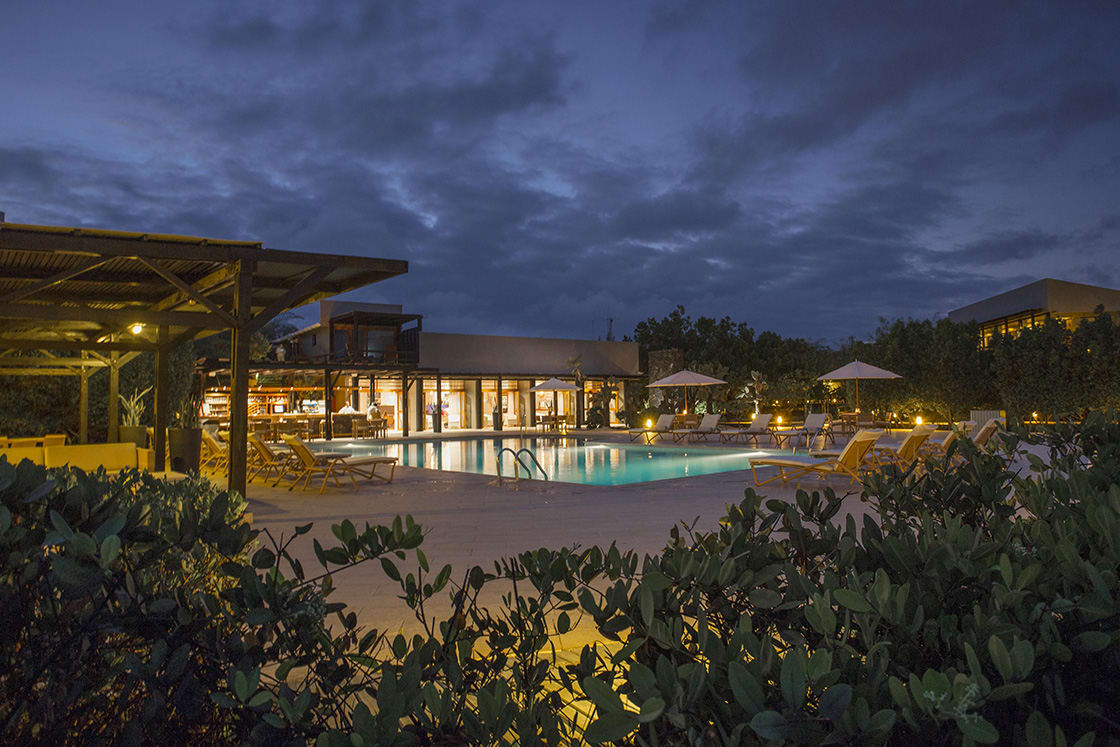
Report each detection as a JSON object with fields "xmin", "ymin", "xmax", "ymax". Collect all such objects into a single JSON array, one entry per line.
[
  {"xmin": 628, "ymin": 414, "xmax": 674, "ymax": 444},
  {"xmin": 750, "ymin": 429, "xmax": 882, "ymax": 487},
  {"xmin": 719, "ymin": 413, "xmax": 773, "ymax": 445},
  {"xmin": 200, "ymin": 429, "xmax": 229, "ymax": 471},
  {"xmin": 247, "ymin": 433, "xmax": 296, "ymax": 485},
  {"xmin": 670, "ymin": 413, "xmax": 722, "ymax": 442},
  {"xmin": 772, "ymin": 413, "xmax": 830, "ymax": 449},
  {"xmin": 281, "ymin": 434, "xmax": 397, "ymax": 493}
]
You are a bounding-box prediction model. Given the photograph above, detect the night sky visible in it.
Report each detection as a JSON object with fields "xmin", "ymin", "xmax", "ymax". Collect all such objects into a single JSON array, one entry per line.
[{"xmin": 3, "ymin": 1, "xmax": 1119, "ymax": 343}]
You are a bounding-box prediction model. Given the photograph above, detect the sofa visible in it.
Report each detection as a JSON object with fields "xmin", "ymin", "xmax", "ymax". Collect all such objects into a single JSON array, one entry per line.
[{"xmin": 0, "ymin": 442, "xmax": 156, "ymax": 472}]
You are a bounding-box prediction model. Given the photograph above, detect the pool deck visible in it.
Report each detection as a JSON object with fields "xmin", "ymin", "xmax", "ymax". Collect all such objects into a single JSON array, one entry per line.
[{"xmin": 241, "ymin": 427, "xmax": 882, "ymax": 636}]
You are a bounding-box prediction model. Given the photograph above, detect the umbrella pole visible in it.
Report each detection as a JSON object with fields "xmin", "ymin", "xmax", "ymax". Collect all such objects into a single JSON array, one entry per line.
[{"xmin": 855, "ymin": 378, "xmax": 859, "ymax": 413}]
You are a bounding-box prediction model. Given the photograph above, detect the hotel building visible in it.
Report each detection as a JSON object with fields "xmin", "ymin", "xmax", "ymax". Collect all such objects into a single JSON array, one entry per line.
[{"xmin": 201, "ymin": 301, "xmax": 641, "ymax": 437}]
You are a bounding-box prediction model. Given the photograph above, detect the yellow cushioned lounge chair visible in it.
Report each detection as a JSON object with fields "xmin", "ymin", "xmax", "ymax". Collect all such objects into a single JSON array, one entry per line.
[
  {"xmin": 750, "ymin": 429, "xmax": 882, "ymax": 487},
  {"xmin": 281, "ymin": 434, "xmax": 397, "ymax": 494}
]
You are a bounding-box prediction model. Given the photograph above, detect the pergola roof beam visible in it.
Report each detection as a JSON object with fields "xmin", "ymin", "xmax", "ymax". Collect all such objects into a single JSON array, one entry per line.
[
  {"xmin": 0, "ymin": 338, "xmax": 157, "ymax": 352},
  {"xmin": 137, "ymin": 256, "xmax": 237, "ymax": 326},
  {"xmin": 246, "ymin": 266, "xmax": 332, "ymax": 333},
  {"xmin": 0, "ymin": 356, "xmax": 108, "ymax": 367},
  {"xmin": 0, "ymin": 256, "xmax": 110, "ymax": 305},
  {"xmin": 0, "ymin": 302, "xmax": 227, "ymax": 329}
]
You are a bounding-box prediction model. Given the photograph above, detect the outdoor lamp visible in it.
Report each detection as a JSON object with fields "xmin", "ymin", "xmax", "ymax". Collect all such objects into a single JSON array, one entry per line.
[
  {"xmin": 776, "ymin": 415, "xmax": 783, "ymax": 425},
  {"xmin": 645, "ymin": 419, "xmax": 653, "ymax": 428},
  {"xmin": 129, "ymin": 322, "xmax": 143, "ymax": 335},
  {"xmin": 915, "ymin": 415, "xmax": 923, "ymax": 425}
]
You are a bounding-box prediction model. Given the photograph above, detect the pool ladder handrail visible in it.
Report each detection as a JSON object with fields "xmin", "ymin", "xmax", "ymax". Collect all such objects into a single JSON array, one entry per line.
[{"xmin": 495, "ymin": 447, "xmax": 549, "ymax": 483}]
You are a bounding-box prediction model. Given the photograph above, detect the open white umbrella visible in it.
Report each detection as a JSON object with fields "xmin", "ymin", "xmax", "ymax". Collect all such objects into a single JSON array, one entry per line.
[
  {"xmin": 646, "ymin": 369, "xmax": 727, "ymax": 414},
  {"xmin": 817, "ymin": 360, "xmax": 902, "ymax": 412},
  {"xmin": 530, "ymin": 377, "xmax": 579, "ymax": 418}
]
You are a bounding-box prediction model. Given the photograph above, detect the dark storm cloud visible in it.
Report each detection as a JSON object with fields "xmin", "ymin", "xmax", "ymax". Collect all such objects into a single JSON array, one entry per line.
[
  {"xmin": 3, "ymin": 0, "xmax": 1120, "ymax": 343},
  {"xmin": 612, "ymin": 189, "xmax": 741, "ymax": 240},
  {"xmin": 939, "ymin": 231, "xmax": 1063, "ymax": 265}
]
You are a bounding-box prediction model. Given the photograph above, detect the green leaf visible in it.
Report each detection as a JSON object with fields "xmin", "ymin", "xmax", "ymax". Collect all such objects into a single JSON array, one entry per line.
[
  {"xmin": 819, "ymin": 684, "xmax": 852, "ymax": 720},
  {"xmin": 380, "ymin": 558, "xmax": 401, "ymax": 582},
  {"xmin": 639, "ymin": 584, "xmax": 654, "ymax": 626},
  {"xmin": 642, "ymin": 570, "xmax": 674, "ymax": 591},
  {"xmin": 750, "ymin": 710, "xmax": 787, "ymax": 741},
  {"xmin": 957, "ymin": 715, "xmax": 1000, "ymax": 744},
  {"xmin": 1025, "ymin": 711, "xmax": 1052, "ymax": 747},
  {"xmin": 637, "ymin": 696, "xmax": 665, "ymax": 723},
  {"xmin": 99, "ymin": 535, "xmax": 121, "ymax": 568},
  {"xmin": 248, "ymin": 691, "xmax": 271, "ymax": 707},
  {"xmin": 780, "ymin": 650, "xmax": 806, "ymax": 710},
  {"xmin": 988, "ymin": 682, "xmax": 1033, "ymax": 701},
  {"xmin": 581, "ymin": 676, "xmax": 624, "ymax": 714},
  {"xmin": 728, "ymin": 660, "xmax": 765, "ymax": 714},
  {"xmin": 583, "ymin": 711, "xmax": 638, "ymax": 744},
  {"xmin": 50, "ymin": 510, "xmax": 74, "ymax": 541},
  {"xmin": 834, "ymin": 588, "xmax": 870, "ymax": 613},
  {"xmin": 1071, "ymin": 631, "xmax": 1110, "ymax": 653},
  {"xmin": 988, "ymin": 635, "xmax": 1014, "ymax": 682},
  {"xmin": 750, "ymin": 588, "xmax": 782, "ymax": 609}
]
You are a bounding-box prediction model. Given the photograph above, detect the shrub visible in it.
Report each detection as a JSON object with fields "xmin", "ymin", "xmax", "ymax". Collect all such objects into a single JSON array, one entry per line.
[{"xmin": 2, "ymin": 414, "xmax": 1119, "ymax": 744}]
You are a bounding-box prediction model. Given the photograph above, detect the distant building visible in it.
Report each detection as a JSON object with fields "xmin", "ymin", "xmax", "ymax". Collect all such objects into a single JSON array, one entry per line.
[
  {"xmin": 948, "ymin": 278, "xmax": 1120, "ymax": 347},
  {"xmin": 202, "ymin": 301, "xmax": 640, "ymax": 435}
]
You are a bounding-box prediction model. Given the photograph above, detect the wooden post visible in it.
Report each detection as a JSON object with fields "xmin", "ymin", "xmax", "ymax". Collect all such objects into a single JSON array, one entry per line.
[
  {"xmin": 576, "ymin": 388, "xmax": 584, "ymax": 429},
  {"xmin": 351, "ymin": 375, "xmax": 360, "ymax": 410},
  {"xmin": 529, "ymin": 382, "xmax": 536, "ymax": 430},
  {"xmin": 474, "ymin": 379, "xmax": 483, "ymax": 429},
  {"xmin": 495, "ymin": 375, "xmax": 502, "ymax": 431},
  {"xmin": 434, "ymin": 374, "xmax": 442, "ymax": 433},
  {"xmin": 79, "ymin": 351, "xmax": 89, "ymax": 444},
  {"xmin": 414, "ymin": 375, "xmax": 425, "ymax": 431},
  {"xmin": 401, "ymin": 371, "xmax": 409, "ymax": 437},
  {"xmin": 228, "ymin": 261, "xmax": 253, "ymax": 498},
  {"xmin": 154, "ymin": 325, "xmax": 169, "ymax": 471},
  {"xmin": 108, "ymin": 351, "xmax": 119, "ymax": 442},
  {"xmin": 324, "ymin": 369, "xmax": 333, "ymax": 439}
]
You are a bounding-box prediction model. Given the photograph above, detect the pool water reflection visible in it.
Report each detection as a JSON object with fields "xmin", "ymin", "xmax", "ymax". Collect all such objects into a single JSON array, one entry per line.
[{"xmin": 311, "ymin": 436, "xmax": 784, "ymax": 486}]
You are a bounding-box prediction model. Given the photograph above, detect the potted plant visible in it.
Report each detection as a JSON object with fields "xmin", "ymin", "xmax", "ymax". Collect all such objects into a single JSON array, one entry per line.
[
  {"xmin": 168, "ymin": 388, "xmax": 204, "ymax": 473},
  {"xmin": 118, "ymin": 386, "xmax": 152, "ymax": 447}
]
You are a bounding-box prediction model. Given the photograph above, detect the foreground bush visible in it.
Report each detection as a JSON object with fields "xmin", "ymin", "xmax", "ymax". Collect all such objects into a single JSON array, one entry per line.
[{"xmin": 1, "ymin": 414, "xmax": 1118, "ymax": 744}]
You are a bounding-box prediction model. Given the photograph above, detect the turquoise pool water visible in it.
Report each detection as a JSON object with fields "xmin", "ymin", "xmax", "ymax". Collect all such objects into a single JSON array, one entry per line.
[{"xmin": 310, "ymin": 436, "xmax": 784, "ymax": 486}]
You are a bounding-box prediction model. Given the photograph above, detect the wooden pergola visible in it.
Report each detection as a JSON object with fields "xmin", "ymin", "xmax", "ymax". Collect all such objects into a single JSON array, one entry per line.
[{"xmin": 0, "ymin": 221, "xmax": 407, "ymax": 496}]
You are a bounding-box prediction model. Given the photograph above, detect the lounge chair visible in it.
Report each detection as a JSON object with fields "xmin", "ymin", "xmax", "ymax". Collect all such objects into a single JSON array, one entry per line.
[
  {"xmin": 923, "ymin": 421, "xmax": 971, "ymax": 458},
  {"xmin": 247, "ymin": 433, "xmax": 296, "ymax": 485},
  {"xmin": 870, "ymin": 425, "xmax": 933, "ymax": 467},
  {"xmin": 749, "ymin": 429, "xmax": 882, "ymax": 487},
  {"xmin": 200, "ymin": 429, "xmax": 229, "ymax": 471},
  {"xmin": 719, "ymin": 413, "xmax": 773, "ymax": 445},
  {"xmin": 670, "ymin": 413, "xmax": 722, "ymax": 442},
  {"xmin": 628, "ymin": 414, "xmax": 674, "ymax": 444},
  {"xmin": 772, "ymin": 413, "xmax": 831, "ymax": 449},
  {"xmin": 281, "ymin": 434, "xmax": 397, "ymax": 493},
  {"xmin": 969, "ymin": 418, "xmax": 1002, "ymax": 450}
]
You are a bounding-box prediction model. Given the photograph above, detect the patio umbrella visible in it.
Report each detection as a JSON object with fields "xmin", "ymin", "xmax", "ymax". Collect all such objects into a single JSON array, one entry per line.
[
  {"xmin": 529, "ymin": 377, "xmax": 579, "ymax": 415},
  {"xmin": 646, "ymin": 369, "xmax": 727, "ymax": 414},
  {"xmin": 817, "ymin": 360, "xmax": 902, "ymax": 412}
]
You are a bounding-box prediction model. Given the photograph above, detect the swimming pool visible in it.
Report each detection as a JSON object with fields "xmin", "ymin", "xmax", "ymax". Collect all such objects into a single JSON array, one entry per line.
[{"xmin": 310, "ymin": 436, "xmax": 785, "ymax": 486}]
